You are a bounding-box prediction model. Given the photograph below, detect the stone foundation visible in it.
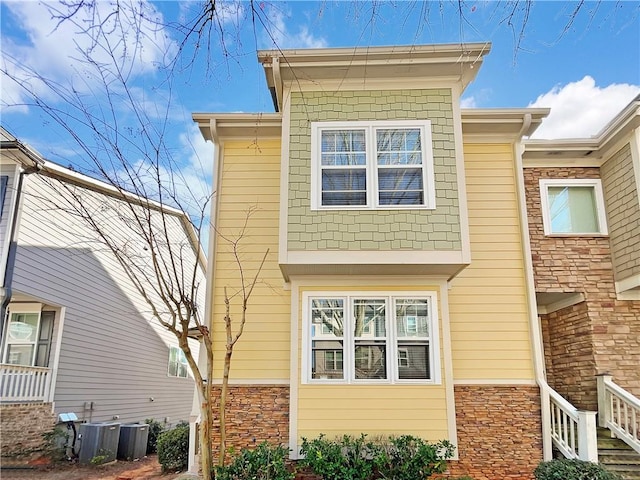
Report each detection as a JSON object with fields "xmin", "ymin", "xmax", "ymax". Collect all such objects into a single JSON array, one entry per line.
[
  {"xmin": 444, "ymin": 385, "xmax": 543, "ymax": 480},
  {"xmin": 209, "ymin": 384, "xmax": 289, "ymax": 459},
  {"xmin": 0, "ymin": 403, "xmax": 56, "ymax": 458},
  {"xmin": 208, "ymin": 383, "xmax": 543, "ymax": 479}
]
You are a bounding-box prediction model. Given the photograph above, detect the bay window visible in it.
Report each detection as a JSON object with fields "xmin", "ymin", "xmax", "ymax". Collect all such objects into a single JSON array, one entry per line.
[
  {"xmin": 311, "ymin": 121, "xmax": 435, "ymax": 210},
  {"xmin": 305, "ymin": 292, "xmax": 439, "ymax": 384}
]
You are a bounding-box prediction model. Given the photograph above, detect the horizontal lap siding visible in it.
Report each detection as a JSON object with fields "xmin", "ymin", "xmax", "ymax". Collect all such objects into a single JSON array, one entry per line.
[
  {"xmin": 448, "ymin": 143, "xmax": 534, "ymax": 381},
  {"xmin": 211, "ymin": 140, "xmax": 289, "ymax": 380},
  {"xmin": 12, "ymin": 175, "xmax": 203, "ymax": 425},
  {"xmin": 297, "ymin": 285, "xmax": 449, "ymax": 442}
]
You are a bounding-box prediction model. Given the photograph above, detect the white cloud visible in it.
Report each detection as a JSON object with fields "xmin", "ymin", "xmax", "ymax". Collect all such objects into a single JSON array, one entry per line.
[
  {"xmin": 265, "ymin": 7, "xmax": 328, "ymax": 49},
  {"xmin": 460, "ymin": 97, "xmax": 477, "ymax": 108},
  {"xmin": 1, "ymin": 1, "xmax": 175, "ymax": 111},
  {"xmin": 528, "ymin": 76, "xmax": 640, "ymax": 139}
]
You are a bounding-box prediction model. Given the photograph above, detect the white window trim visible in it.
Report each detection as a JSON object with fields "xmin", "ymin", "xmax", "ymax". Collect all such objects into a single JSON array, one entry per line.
[
  {"xmin": 168, "ymin": 346, "xmax": 189, "ymax": 378},
  {"xmin": 302, "ymin": 291, "xmax": 441, "ymax": 386},
  {"xmin": 2, "ymin": 304, "xmax": 43, "ymax": 366},
  {"xmin": 310, "ymin": 120, "xmax": 436, "ymax": 210},
  {"xmin": 539, "ymin": 178, "xmax": 608, "ymax": 236}
]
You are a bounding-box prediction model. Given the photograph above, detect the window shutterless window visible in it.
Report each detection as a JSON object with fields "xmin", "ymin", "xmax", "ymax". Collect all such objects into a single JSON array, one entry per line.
[
  {"xmin": 305, "ymin": 292, "xmax": 440, "ymax": 384},
  {"xmin": 168, "ymin": 346, "xmax": 188, "ymax": 378},
  {"xmin": 2, "ymin": 309, "xmax": 54, "ymax": 367},
  {"xmin": 539, "ymin": 179, "xmax": 608, "ymax": 235},
  {"xmin": 311, "ymin": 121, "xmax": 436, "ymax": 210}
]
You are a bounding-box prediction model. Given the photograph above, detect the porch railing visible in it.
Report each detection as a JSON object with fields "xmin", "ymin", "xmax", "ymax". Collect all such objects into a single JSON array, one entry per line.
[
  {"xmin": 597, "ymin": 374, "xmax": 640, "ymax": 454},
  {"xmin": 0, "ymin": 364, "xmax": 52, "ymax": 402},
  {"xmin": 547, "ymin": 383, "xmax": 598, "ymax": 462}
]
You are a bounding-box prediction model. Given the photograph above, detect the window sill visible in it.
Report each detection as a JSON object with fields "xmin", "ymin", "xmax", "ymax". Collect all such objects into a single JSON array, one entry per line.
[{"xmin": 544, "ymin": 233, "xmax": 609, "ymax": 238}]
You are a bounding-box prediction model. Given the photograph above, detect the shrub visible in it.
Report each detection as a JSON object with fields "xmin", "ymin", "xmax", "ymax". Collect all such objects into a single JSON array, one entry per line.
[
  {"xmin": 144, "ymin": 418, "xmax": 165, "ymax": 454},
  {"xmin": 534, "ymin": 459, "xmax": 623, "ymax": 480},
  {"xmin": 299, "ymin": 434, "xmax": 377, "ymax": 480},
  {"xmin": 299, "ymin": 434, "xmax": 454, "ymax": 480},
  {"xmin": 157, "ymin": 422, "xmax": 189, "ymax": 472},
  {"xmin": 373, "ymin": 435, "xmax": 455, "ymax": 480},
  {"xmin": 42, "ymin": 426, "xmax": 68, "ymax": 462},
  {"xmin": 214, "ymin": 442, "xmax": 294, "ymax": 480}
]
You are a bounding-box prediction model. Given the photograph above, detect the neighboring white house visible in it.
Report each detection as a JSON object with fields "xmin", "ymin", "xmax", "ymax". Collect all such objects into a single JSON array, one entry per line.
[{"xmin": 0, "ymin": 127, "xmax": 205, "ymax": 458}]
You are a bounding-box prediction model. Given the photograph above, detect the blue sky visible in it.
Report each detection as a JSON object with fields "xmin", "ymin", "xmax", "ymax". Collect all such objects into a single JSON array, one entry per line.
[{"xmin": 1, "ymin": 1, "xmax": 639, "ymax": 200}]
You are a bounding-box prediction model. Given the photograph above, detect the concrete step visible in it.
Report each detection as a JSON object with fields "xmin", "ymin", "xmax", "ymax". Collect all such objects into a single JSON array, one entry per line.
[{"xmin": 598, "ymin": 428, "xmax": 640, "ymax": 480}]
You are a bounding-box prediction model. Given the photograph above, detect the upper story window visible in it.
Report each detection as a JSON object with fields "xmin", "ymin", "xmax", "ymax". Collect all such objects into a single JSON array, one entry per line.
[
  {"xmin": 303, "ymin": 292, "xmax": 440, "ymax": 385},
  {"xmin": 168, "ymin": 346, "xmax": 188, "ymax": 378},
  {"xmin": 311, "ymin": 121, "xmax": 436, "ymax": 210},
  {"xmin": 539, "ymin": 179, "xmax": 608, "ymax": 236}
]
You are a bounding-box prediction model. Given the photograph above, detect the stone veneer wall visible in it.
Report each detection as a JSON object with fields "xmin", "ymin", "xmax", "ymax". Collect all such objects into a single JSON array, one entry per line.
[
  {"xmin": 209, "ymin": 385, "xmax": 289, "ymax": 459},
  {"xmin": 525, "ymin": 167, "xmax": 640, "ymax": 410},
  {"xmin": 209, "ymin": 385, "xmax": 542, "ymax": 479},
  {"xmin": 444, "ymin": 385, "xmax": 543, "ymax": 480},
  {"xmin": 0, "ymin": 403, "xmax": 55, "ymax": 458}
]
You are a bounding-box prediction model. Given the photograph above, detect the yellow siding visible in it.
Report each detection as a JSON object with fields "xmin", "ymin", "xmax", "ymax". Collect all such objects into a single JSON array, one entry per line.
[
  {"xmin": 296, "ymin": 284, "xmax": 450, "ymax": 442},
  {"xmin": 448, "ymin": 143, "xmax": 534, "ymax": 380},
  {"xmin": 211, "ymin": 139, "xmax": 291, "ymax": 380}
]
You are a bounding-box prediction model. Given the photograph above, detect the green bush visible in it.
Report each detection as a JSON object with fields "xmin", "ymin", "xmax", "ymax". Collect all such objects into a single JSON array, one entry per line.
[
  {"xmin": 300, "ymin": 434, "xmax": 377, "ymax": 480},
  {"xmin": 534, "ymin": 459, "xmax": 622, "ymax": 480},
  {"xmin": 157, "ymin": 422, "xmax": 189, "ymax": 472},
  {"xmin": 144, "ymin": 418, "xmax": 165, "ymax": 454},
  {"xmin": 374, "ymin": 435, "xmax": 455, "ymax": 480},
  {"xmin": 299, "ymin": 434, "xmax": 455, "ymax": 480},
  {"xmin": 214, "ymin": 442, "xmax": 294, "ymax": 480}
]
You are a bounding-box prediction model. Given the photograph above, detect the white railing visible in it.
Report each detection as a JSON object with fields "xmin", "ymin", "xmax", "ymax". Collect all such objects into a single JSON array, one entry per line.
[
  {"xmin": 547, "ymin": 384, "xmax": 598, "ymax": 462},
  {"xmin": 0, "ymin": 364, "xmax": 51, "ymax": 402},
  {"xmin": 597, "ymin": 374, "xmax": 640, "ymax": 454}
]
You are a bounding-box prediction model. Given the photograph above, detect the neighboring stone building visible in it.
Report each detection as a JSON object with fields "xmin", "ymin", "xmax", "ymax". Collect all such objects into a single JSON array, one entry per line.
[{"xmin": 523, "ymin": 96, "xmax": 640, "ymax": 412}]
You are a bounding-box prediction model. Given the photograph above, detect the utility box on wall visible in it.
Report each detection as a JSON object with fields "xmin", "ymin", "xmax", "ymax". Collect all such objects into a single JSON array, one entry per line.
[
  {"xmin": 117, "ymin": 423, "xmax": 149, "ymax": 461},
  {"xmin": 78, "ymin": 422, "xmax": 121, "ymax": 465}
]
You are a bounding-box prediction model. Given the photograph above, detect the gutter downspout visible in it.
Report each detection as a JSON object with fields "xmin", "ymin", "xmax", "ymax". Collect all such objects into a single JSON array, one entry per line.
[
  {"xmin": 0, "ymin": 165, "xmax": 39, "ymax": 338},
  {"xmin": 513, "ymin": 113, "xmax": 553, "ymax": 460}
]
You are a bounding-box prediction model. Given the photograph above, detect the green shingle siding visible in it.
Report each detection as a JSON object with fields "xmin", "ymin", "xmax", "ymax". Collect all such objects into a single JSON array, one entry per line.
[{"xmin": 288, "ymin": 88, "xmax": 461, "ymax": 251}]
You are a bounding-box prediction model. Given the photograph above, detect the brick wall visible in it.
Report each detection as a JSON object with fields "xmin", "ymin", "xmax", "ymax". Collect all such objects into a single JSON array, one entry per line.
[
  {"xmin": 0, "ymin": 403, "xmax": 55, "ymax": 458},
  {"xmin": 209, "ymin": 385, "xmax": 289, "ymax": 459},
  {"xmin": 525, "ymin": 167, "xmax": 640, "ymax": 408},
  {"xmin": 445, "ymin": 385, "xmax": 543, "ymax": 480}
]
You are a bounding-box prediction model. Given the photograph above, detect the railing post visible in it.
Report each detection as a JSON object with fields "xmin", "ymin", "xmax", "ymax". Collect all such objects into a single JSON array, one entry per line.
[
  {"xmin": 577, "ymin": 410, "xmax": 599, "ymax": 462},
  {"xmin": 597, "ymin": 374, "xmax": 612, "ymax": 428}
]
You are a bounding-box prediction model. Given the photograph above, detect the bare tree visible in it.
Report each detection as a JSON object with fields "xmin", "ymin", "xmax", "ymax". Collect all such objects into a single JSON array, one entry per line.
[{"xmin": 1, "ymin": 3, "xmax": 254, "ymax": 477}]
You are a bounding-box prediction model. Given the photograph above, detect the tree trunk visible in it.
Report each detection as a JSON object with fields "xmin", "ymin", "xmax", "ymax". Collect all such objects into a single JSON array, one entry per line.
[
  {"xmin": 199, "ymin": 397, "xmax": 214, "ymax": 480},
  {"xmin": 218, "ymin": 347, "xmax": 233, "ymax": 466}
]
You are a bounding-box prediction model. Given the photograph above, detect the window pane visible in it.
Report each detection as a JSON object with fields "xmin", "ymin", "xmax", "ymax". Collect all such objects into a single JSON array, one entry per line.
[
  {"xmin": 7, "ymin": 313, "xmax": 39, "ymax": 343},
  {"xmin": 376, "ymin": 128, "xmax": 421, "ymax": 163},
  {"xmin": 354, "ymin": 342, "xmax": 386, "ymax": 379},
  {"xmin": 6, "ymin": 344, "xmax": 35, "ymax": 366},
  {"xmin": 397, "ymin": 342, "xmax": 430, "ymax": 379},
  {"xmin": 378, "ymin": 168, "xmax": 424, "ymax": 205},
  {"xmin": 396, "ymin": 299, "xmax": 429, "ymax": 337},
  {"xmin": 321, "ymin": 130, "xmax": 366, "ymax": 165},
  {"xmin": 322, "ymin": 169, "xmax": 366, "ymax": 191},
  {"xmin": 311, "ymin": 299, "xmax": 344, "ymax": 337},
  {"xmin": 312, "ymin": 341, "xmax": 344, "ymax": 379},
  {"xmin": 353, "ymin": 299, "xmax": 386, "ymax": 337},
  {"xmin": 548, "ymin": 186, "xmax": 599, "ymax": 233}
]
